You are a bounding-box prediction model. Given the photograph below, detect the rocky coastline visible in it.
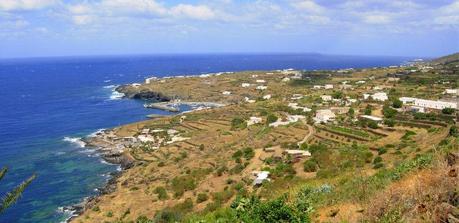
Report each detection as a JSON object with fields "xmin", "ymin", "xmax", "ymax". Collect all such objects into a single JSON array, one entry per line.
[
  {"xmin": 115, "ymin": 85, "xmax": 171, "ymax": 101},
  {"xmin": 63, "ymin": 130, "xmax": 136, "ymax": 222}
]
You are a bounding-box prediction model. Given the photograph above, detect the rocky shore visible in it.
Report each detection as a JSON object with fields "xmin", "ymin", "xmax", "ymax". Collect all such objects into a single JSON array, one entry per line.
[
  {"xmin": 115, "ymin": 85, "xmax": 171, "ymax": 101},
  {"xmin": 64, "ymin": 130, "xmax": 136, "ymax": 222}
]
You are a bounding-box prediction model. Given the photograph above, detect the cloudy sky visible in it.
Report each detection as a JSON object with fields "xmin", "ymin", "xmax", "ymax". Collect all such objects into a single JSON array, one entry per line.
[{"xmin": 0, "ymin": 0, "xmax": 458, "ymax": 58}]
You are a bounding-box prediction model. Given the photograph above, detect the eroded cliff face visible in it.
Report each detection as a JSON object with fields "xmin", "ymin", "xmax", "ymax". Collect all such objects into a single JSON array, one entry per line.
[{"xmin": 115, "ymin": 85, "xmax": 172, "ymax": 101}]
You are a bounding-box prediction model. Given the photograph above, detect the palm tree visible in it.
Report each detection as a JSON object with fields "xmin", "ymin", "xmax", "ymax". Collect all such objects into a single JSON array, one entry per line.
[{"xmin": 0, "ymin": 167, "xmax": 36, "ymax": 215}]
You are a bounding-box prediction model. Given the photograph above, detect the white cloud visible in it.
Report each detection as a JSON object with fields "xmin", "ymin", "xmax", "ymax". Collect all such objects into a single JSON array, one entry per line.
[
  {"xmin": 292, "ymin": 0, "xmax": 325, "ymax": 14},
  {"xmin": 170, "ymin": 4, "xmax": 216, "ymax": 20},
  {"xmin": 0, "ymin": 0, "xmax": 58, "ymax": 11},
  {"xmin": 362, "ymin": 13, "xmax": 392, "ymax": 24}
]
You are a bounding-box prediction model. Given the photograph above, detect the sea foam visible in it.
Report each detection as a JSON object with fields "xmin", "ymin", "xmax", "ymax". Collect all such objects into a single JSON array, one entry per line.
[{"xmin": 63, "ymin": 137, "xmax": 86, "ymax": 148}]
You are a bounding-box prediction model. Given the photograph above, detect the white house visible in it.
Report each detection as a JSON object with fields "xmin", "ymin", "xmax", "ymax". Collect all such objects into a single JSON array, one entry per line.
[
  {"xmin": 399, "ymin": 97, "xmax": 457, "ymax": 110},
  {"xmin": 314, "ymin": 109, "xmax": 336, "ymax": 123},
  {"xmin": 364, "ymin": 92, "xmax": 388, "ymax": 101},
  {"xmin": 247, "ymin": 117, "xmax": 262, "ymax": 126},
  {"xmin": 360, "ymin": 115, "xmax": 383, "ymax": 122},
  {"xmin": 284, "ymin": 150, "xmax": 311, "ymax": 157},
  {"xmin": 291, "ymin": 94, "xmax": 303, "ymax": 100},
  {"xmin": 257, "ymin": 85, "xmax": 268, "ymax": 90},
  {"xmin": 356, "ymin": 80, "xmax": 366, "ymax": 84},
  {"xmin": 444, "ymin": 89, "xmax": 458, "ymax": 95},
  {"xmin": 321, "ymin": 95, "xmax": 333, "ymax": 102},
  {"xmin": 269, "ymin": 115, "xmax": 305, "ymax": 127},
  {"xmin": 313, "ymin": 85, "xmax": 323, "ymax": 89},
  {"xmin": 263, "ymin": 94, "xmax": 272, "ymax": 100},
  {"xmin": 222, "ymin": 91, "xmax": 232, "ymax": 95},
  {"xmin": 241, "ymin": 83, "xmax": 251, "ymax": 88},
  {"xmin": 244, "ymin": 97, "xmax": 256, "ymax": 103},
  {"xmin": 324, "ymin": 84, "xmax": 334, "ymax": 89},
  {"xmin": 288, "ymin": 103, "xmax": 311, "ymax": 112},
  {"xmin": 256, "ymin": 79, "xmax": 266, "ymax": 83},
  {"xmin": 253, "ymin": 171, "xmax": 270, "ymax": 185}
]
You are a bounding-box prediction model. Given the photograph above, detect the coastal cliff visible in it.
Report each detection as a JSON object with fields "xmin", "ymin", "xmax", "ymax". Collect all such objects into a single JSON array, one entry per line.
[{"xmin": 115, "ymin": 85, "xmax": 172, "ymax": 101}]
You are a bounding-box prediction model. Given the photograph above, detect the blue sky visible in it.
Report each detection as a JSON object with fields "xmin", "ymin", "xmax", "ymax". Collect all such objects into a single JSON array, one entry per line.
[{"xmin": 0, "ymin": 0, "xmax": 458, "ymax": 58}]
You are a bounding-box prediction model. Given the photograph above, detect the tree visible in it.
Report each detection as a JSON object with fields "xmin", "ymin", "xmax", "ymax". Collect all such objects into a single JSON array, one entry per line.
[
  {"xmin": 382, "ymin": 105, "xmax": 397, "ymax": 118},
  {"xmin": 364, "ymin": 105, "xmax": 372, "ymax": 115},
  {"xmin": 348, "ymin": 108, "xmax": 355, "ymax": 118},
  {"xmin": 442, "ymin": 108, "xmax": 455, "ymax": 115},
  {"xmin": 392, "ymin": 99, "xmax": 403, "ymax": 108},
  {"xmin": 0, "ymin": 167, "xmax": 36, "ymax": 214},
  {"xmin": 266, "ymin": 114, "xmax": 278, "ymax": 124}
]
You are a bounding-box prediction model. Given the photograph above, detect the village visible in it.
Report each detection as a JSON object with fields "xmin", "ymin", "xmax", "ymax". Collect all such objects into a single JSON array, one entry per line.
[{"xmin": 74, "ymin": 58, "xmax": 459, "ymax": 223}]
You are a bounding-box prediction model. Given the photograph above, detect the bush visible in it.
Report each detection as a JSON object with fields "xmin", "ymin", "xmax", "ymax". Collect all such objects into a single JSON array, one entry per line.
[
  {"xmin": 377, "ymin": 147, "xmax": 387, "ymax": 155},
  {"xmin": 392, "ymin": 99, "xmax": 403, "ymax": 108},
  {"xmin": 373, "ymin": 156, "xmax": 383, "ymax": 164},
  {"xmin": 368, "ymin": 121, "xmax": 378, "ymax": 129},
  {"xmin": 364, "ymin": 105, "xmax": 372, "ymax": 115},
  {"xmin": 242, "ymin": 147, "xmax": 255, "ymax": 160},
  {"xmin": 442, "ymin": 108, "xmax": 455, "ymax": 115},
  {"xmin": 383, "ymin": 105, "xmax": 397, "ymax": 118},
  {"xmin": 373, "ymin": 163, "xmax": 384, "ymax": 169},
  {"xmin": 154, "ymin": 186, "xmax": 169, "ymax": 200},
  {"xmin": 196, "ymin": 193, "xmax": 209, "ymax": 203},
  {"xmin": 231, "ymin": 117, "xmax": 247, "ymax": 130},
  {"xmin": 266, "ymin": 114, "xmax": 278, "ymax": 124},
  {"xmin": 303, "ymin": 159, "xmax": 317, "ymax": 172},
  {"xmin": 450, "ymin": 126, "xmax": 458, "ymax": 137},
  {"xmin": 171, "ymin": 176, "xmax": 196, "ymax": 198},
  {"xmin": 384, "ymin": 119, "xmax": 395, "ymax": 127}
]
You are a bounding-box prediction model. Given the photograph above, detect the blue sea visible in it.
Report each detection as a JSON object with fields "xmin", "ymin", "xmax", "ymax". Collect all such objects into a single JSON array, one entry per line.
[{"xmin": 0, "ymin": 54, "xmax": 410, "ymax": 222}]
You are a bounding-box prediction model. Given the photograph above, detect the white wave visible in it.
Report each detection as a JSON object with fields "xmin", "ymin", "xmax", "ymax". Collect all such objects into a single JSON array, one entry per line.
[
  {"xmin": 103, "ymin": 84, "xmax": 118, "ymax": 89},
  {"xmin": 88, "ymin": 128, "xmax": 106, "ymax": 138},
  {"xmin": 63, "ymin": 137, "xmax": 86, "ymax": 148},
  {"xmin": 109, "ymin": 91, "xmax": 125, "ymax": 100},
  {"xmin": 104, "ymin": 80, "xmax": 111, "ymax": 83}
]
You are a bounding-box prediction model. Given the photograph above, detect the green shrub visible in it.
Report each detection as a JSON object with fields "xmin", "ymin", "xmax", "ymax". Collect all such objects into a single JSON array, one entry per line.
[
  {"xmin": 377, "ymin": 147, "xmax": 387, "ymax": 155},
  {"xmin": 303, "ymin": 159, "xmax": 317, "ymax": 172},
  {"xmin": 442, "ymin": 108, "xmax": 455, "ymax": 115},
  {"xmin": 368, "ymin": 121, "xmax": 378, "ymax": 129},
  {"xmin": 266, "ymin": 114, "xmax": 278, "ymax": 124},
  {"xmin": 392, "ymin": 99, "xmax": 403, "ymax": 108},
  {"xmin": 373, "ymin": 156, "xmax": 383, "ymax": 164},
  {"xmin": 154, "ymin": 186, "xmax": 169, "ymax": 200},
  {"xmin": 171, "ymin": 175, "xmax": 196, "ymax": 198},
  {"xmin": 196, "ymin": 193, "xmax": 209, "ymax": 203},
  {"xmin": 231, "ymin": 117, "xmax": 247, "ymax": 130}
]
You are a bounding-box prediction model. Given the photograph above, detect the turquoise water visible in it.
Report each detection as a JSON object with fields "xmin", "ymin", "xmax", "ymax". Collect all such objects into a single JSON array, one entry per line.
[{"xmin": 0, "ymin": 54, "xmax": 410, "ymax": 222}]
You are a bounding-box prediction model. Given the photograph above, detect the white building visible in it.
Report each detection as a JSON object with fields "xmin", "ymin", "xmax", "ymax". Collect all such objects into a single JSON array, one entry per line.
[
  {"xmin": 256, "ymin": 79, "xmax": 266, "ymax": 83},
  {"xmin": 444, "ymin": 89, "xmax": 458, "ymax": 95},
  {"xmin": 269, "ymin": 115, "xmax": 305, "ymax": 127},
  {"xmin": 285, "ymin": 150, "xmax": 311, "ymax": 157},
  {"xmin": 257, "ymin": 85, "xmax": 268, "ymax": 90},
  {"xmin": 244, "ymin": 97, "xmax": 256, "ymax": 103},
  {"xmin": 321, "ymin": 95, "xmax": 332, "ymax": 102},
  {"xmin": 253, "ymin": 171, "xmax": 270, "ymax": 185},
  {"xmin": 291, "ymin": 94, "xmax": 303, "ymax": 100},
  {"xmin": 314, "ymin": 109, "xmax": 336, "ymax": 123},
  {"xmin": 313, "ymin": 85, "xmax": 323, "ymax": 89},
  {"xmin": 399, "ymin": 97, "xmax": 457, "ymax": 110},
  {"xmin": 247, "ymin": 117, "xmax": 262, "ymax": 126},
  {"xmin": 324, "ymin": 84, "xmax": 334, "ymax": 89},
  {"xmin": 360, "ymin": 115, "xmax": 383, "ymax": 122},
  {"xmin": 263, "ymin": 94, "xmax": 272, "ymax": 100},
  {"xmin": 288, "ymin": 103, "xmax": 311, "ymax": 112},
  {"xmin": 241, "ymin": 83, "xmax": 251, "ymax": 88},
  {"xmin": 364, "ymin": 92, "xmax": 388, "ymax": 101},
  {"xmin": 222, "ymin": 91, "xmax": 232, "ymax": 95}
]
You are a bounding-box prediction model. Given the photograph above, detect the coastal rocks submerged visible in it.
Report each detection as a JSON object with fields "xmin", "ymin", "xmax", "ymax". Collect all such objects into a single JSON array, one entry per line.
[{"xmin": 115, "ymin": 85, "xmax": 171, "ymax": 102}]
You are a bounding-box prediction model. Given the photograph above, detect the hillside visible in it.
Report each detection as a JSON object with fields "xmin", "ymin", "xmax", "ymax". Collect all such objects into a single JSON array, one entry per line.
[
  {"xmin": 432, "ymin": 52, "xmax": 459, "ymax": 64},
  {"xmin": 71, "ymin": 64, "xmax": 459, "ymax": 223}
]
